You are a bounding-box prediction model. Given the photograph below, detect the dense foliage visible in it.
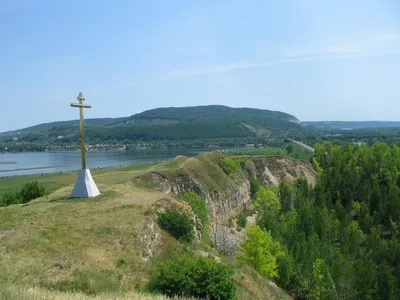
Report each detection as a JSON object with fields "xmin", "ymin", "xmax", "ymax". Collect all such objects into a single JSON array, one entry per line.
[
  {"xmin": 0, "ymin": 192, "xmax": 21, "ymax": 207},
  {"xmin": 219, "ymin": 157, "xmax": 241, "ymax": 175},
  {"xmin": 0, "ymin": 181, "xmax": 46, "ymax": 207},
  {"xmin": 156, "ymin": 209, "xmax": 195, "ymax": 243},
  {"xmin": 237, "ymin": 212, "xmax": 247, "ymax": 230},
  {"xmin": 246, "ymin": 142, "xmax": 400, "ymax": 299},
  {"xmin": 181, "ymin": 191, "xmax": 209, "ymax": 241},
  {"xmin": 19, "ymin": 181, "xmax": 47, "ymax": 203},
  {"xmin": 237, "ymin": 224, "xmax": 284, "ymax": 279},
  {"xmin": 149, "ymin": 254, "xmax": 236, "ymax": 300}
]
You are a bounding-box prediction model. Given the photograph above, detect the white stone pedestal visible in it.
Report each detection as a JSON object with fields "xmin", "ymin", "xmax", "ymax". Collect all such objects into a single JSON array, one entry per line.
[{"xmin": 70, "ymin": 169, "xmax": 100, "ymax": 198}]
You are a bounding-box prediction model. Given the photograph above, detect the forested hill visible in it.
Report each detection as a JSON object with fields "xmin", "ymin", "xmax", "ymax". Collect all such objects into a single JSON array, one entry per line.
[
  {"xmin": 0, "ymin": 105, "xmax": 308, "ymax": 151},
  {"xmin": 4, "ymin": 105, "xmax": 299, "ymax": 133},
  {"xmin": 125, "ymin": 105, "xmax": 299, "ymax": 125}
]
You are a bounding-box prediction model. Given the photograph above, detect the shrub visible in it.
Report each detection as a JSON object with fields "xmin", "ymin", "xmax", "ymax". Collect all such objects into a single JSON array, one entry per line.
[
  {"xmin": 19, "ymin": 181, "xmax": 46, "ymax": 203},
  {"xmin": 0, "ymin": 192, "xmax": 22, "ymax": 207},
  {"xmin": 237, "ymin": 212, "xmax": 247, "ymax": 230},
  {"xmin": 149, "ymin": 255, "xmax": 236, "ymax": 300},
  {"xmin": 157, "ymin": 209, "xmax": 195, "ymax": 243},
  {"xmin": 250, "ymin": 176, "xmax": 262, "ymax": 198},
  {"xmin": 182, "ymin": 191, "xmax": 209, "ymax": 240},
  {"xmin": 219, "ymin": 157, "xmax": 241, "ymax": 175}
]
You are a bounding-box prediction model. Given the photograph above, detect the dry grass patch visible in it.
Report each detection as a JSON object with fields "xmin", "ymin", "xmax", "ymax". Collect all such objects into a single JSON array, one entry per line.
[{"xmin": 1, "ymin": 284, "xmax": 194, "ymax": 300}]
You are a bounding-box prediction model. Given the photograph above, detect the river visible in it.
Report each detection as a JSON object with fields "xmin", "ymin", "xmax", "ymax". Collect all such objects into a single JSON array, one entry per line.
[{"xmin": 0, "ymin": 148, "xmax": 230, "ymax": 177}]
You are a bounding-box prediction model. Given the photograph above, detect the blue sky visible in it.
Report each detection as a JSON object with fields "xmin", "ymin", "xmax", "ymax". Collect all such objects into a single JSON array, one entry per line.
[{"xmin": 1, "ymin": 0, "xmax": 400, "ymax": 132}]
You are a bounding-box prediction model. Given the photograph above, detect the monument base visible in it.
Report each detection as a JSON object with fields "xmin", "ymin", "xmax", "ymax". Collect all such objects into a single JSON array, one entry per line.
[{"xmin": 70, "ymin": 169, "xmax": 100, "ymax": 198}]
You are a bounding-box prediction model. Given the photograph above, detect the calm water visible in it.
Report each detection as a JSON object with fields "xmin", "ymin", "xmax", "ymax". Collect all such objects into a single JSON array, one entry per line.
[{"xmin": 0, "ymin": 148, "xmax": 228, "ymax": 177}]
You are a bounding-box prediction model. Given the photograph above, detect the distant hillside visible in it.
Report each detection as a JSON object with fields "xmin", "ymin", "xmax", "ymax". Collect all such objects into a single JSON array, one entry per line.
[
  {"xmin": 305, "ymin": 121, "xmax": 400, "ymax": 130},
  {"xmin": 3, "ymin": 105, "xmax": 299, "ymax": 134},
  {"xmin": 4, "ymin": 117, "xmax": 128, "ymax": 134},
  {"xmin": 125, "ymin": 105, "xmax": 298, "ymax": 125},
  {"xmin": 0, "ymin": 105, "xmax": 307, "ymax": 151}
]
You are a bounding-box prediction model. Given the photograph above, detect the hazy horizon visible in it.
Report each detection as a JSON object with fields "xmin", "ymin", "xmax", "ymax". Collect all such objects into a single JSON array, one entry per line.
[{"xmin": 1, "ymin": 0, "xmax": 400, "ymax": 132}]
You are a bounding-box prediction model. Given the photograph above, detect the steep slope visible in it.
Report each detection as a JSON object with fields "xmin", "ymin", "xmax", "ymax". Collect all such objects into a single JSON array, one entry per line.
[{"xmin": 135, "ymin": 152, "xmax": 315, "ymax": 223}]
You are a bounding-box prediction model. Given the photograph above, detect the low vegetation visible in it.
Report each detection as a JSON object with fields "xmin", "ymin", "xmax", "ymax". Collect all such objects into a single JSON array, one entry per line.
[
  {"xmin": 225, "ymin": 144, "xmax": 313, "ymax": 162},
  {"xmin": 218, "ymin": 157, "xmax": 241, "ymax": 175},
  {"xmin": 237, "ymin": 212, "xmax": 247, "ymax": 230},
  {"xmin": 181, "ymin": 191, "xmax": 209, "ymax": 242},
  {"xmin": 148, "ymin": 254, "xmax": 236, "ymax": 300},
  {"xmin": 156, "ymin": 209, "xmax": 195, "ymax": 243},
  {"xmin": 1, "ymin": 284, "xmax": 195, "ymax": 300},
  {"xmin": 0, "ymin": 181, "xmax": 46, "ymax": 207}
]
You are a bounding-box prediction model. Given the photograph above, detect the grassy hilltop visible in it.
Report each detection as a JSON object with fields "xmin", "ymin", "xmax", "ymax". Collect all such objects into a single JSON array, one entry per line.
[{"xmin": 0, "ymin": 154, "xmax": 290, "ymax": 300}]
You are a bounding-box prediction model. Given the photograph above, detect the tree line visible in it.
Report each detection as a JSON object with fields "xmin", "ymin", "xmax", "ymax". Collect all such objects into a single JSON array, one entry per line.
[{"xmin": 238, "ymin": 142, "xmax": 400, "ymax": 299}]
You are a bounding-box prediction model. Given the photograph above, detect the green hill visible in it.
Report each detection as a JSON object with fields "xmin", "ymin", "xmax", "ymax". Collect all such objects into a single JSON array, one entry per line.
[{"xmin": 0, "ymin": 105, "xmax": 307, "ymax": 151}]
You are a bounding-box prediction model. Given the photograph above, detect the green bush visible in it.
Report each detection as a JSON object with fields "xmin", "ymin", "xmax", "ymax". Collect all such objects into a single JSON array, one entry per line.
[
  {"xmin": 149, "ymin": 255, "xmax": 236, "ymax": 300},
  {"xmin": 157, "ymin": 209, "xmax": 195, "ymax": 243},
  {"xmin": 237, "ymin": 212, "xmax": 247, "ymax": 229},
  {"xmin": 250, "ymin": 176, "xmax": 262, "ymax": 198},
  {"xmin": 19, "ymin": 181, "xmax": 46, "ymax": 203},
  {"xmin": 182, "ymin": 191, "xmax": 209, "ymax": 240},
  {"xmin": 0, "ymin": 192, "xmax": 22, "ymax": 207},
  {"xmin": 219, "ymin": 157, "xmax": 241, "ymax": 175}
]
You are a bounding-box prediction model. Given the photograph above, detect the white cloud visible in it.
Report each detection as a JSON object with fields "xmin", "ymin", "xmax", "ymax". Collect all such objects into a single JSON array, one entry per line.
[
  {"xmin": 284, "ymin": 32, "xmax": 400, "ymax": 58},
  {"xmin": 165, "ymin": 32, "xmax": 400, "ymax": 79},
  {"xmin": 110, "ymin": 31, "xmax": 400, "ymax": 85}
]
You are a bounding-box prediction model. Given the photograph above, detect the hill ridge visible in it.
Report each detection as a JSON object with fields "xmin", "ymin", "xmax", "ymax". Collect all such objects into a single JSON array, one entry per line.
[{"xmin": 2, "ymin": 104, "xmax": 299, "ymax": 134}]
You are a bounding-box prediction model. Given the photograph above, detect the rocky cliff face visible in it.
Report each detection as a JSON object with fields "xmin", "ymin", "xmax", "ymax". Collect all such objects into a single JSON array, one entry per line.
[
  {"xmin": 134, "ymin": 153, "xmax": 316, "ymax": 223},
  {"xmin": 134, "ymin": 153, "xmax": 316, "ymax": 258}
]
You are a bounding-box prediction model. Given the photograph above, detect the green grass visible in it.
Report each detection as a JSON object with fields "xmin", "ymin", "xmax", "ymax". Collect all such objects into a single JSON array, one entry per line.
[
  {"xmin": 0, "ymin": 154, "xmax": 292, "ymax": 300},
  {"xmin": 0, "ymin": 162, "xmax": 156, "ymax": 198},
  {"xmin": 0, "ymin": 172, "xmax": 77, "ymax": 198},
  {"xmin": 226, "ymin": 146, "xmax": 287, "ymax": 156},
  {"xmin": 225, "ymin": 145, "xmax": 313, "ymax": 162},
  {"xmin": 0, "ymin": 284, "xmax": 195, "ymax": 300}
]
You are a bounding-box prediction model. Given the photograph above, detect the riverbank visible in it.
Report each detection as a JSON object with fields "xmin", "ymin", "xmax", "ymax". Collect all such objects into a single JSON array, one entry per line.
[
  {"xmin": 0, "ymin": 162, "xmax": 156, "ymax": 198},
  {"xmin": 0, "ymin": 165, "xmax": 65, "ymax": 173},
  {"xmin": 0, "ymin": 147, "xmax": 240, "ymax": 177}
]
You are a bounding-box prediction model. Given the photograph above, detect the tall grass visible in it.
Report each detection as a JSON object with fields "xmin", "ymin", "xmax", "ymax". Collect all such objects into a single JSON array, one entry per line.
[{"xmin": 1, "ymin": 284, "xmax": 194, "ymax": 300}]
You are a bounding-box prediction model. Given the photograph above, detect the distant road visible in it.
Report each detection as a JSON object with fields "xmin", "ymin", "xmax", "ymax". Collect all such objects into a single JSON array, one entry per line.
[{"xmin": 283, "ymin": 138, "xmax": 315, "ymax": 152}]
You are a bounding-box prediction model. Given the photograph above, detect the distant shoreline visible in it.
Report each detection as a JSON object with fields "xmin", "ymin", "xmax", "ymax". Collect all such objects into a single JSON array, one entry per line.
[
  {"xmin": 0, "ymin": 165, "xmax": 65, "ymax": 173},
  {"xmin": 0, "ymin": 146, "xmax": 226, "ymax": 155}
]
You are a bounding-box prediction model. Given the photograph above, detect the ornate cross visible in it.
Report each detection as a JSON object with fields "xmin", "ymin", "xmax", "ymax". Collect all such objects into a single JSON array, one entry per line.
[{"xmin": 70, "ymin": 92, "xmax": 92, "ymax": 170}]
